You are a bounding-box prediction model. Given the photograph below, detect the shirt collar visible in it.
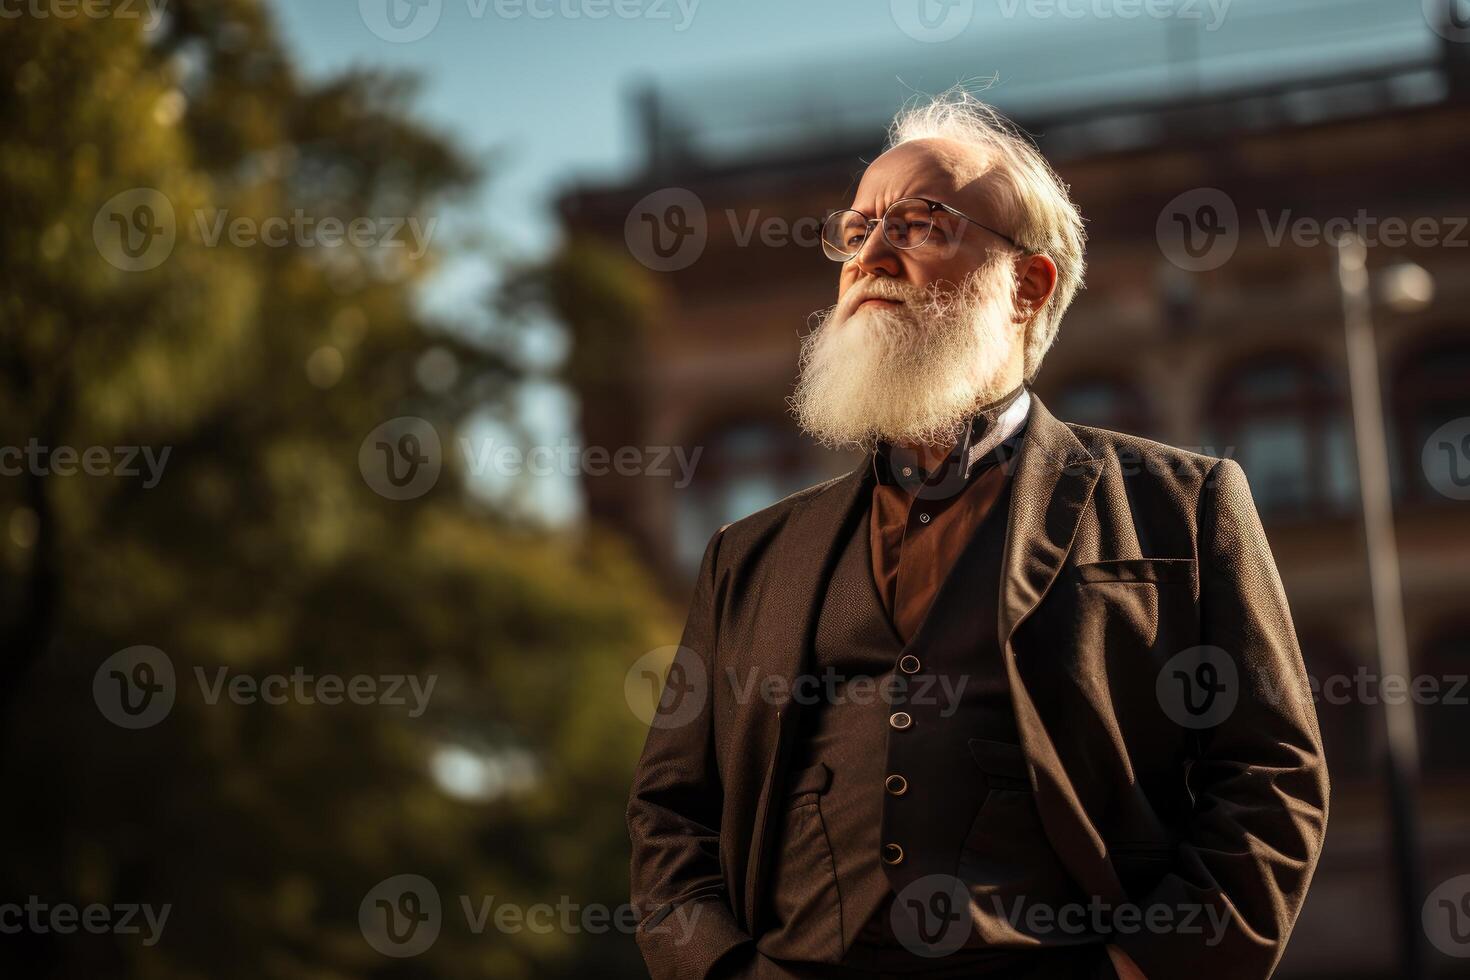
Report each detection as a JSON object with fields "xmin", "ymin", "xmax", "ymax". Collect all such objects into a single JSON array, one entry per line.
[{"xmin": 871, "ymin": 385, "xmax": 1031, "ymax": 495}]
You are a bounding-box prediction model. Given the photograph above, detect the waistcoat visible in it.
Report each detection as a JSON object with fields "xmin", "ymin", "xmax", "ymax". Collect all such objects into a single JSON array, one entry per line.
[{"xmin": 755, "ymin": 469, "xmax": 1102, "ymax": 967}]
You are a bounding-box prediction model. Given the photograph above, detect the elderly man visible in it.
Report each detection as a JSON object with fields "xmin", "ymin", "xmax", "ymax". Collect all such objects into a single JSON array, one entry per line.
[{"xmin": 628, "ymin": 90, "xmax": 1328, "ymax": 980}]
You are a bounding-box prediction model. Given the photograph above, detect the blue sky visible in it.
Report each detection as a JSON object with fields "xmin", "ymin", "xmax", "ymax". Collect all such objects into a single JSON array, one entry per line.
[
  {"xmin": 266, "ymin": 0, "xmax": 1425, "ymax": 264},
  {"xmin": 264, "ymin": 0, "xmax": 1428, "ymax": 522},
  {"xmin": 265, "ymin": 1, "xmax": 979, "ymax": 522},
  {"xmin": 263, "ymin": 0, "xmax": 1027, "ymax": 522},
  {"xmin": 266, "ymin": 1, "xmax": 966, "ymax": 258}
]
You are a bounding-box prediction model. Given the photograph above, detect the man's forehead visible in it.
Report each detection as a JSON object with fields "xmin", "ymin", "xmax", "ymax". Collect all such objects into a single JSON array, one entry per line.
[{"xmin": 851, "ymin": 137, "xmax": 996, "ymax": 209}]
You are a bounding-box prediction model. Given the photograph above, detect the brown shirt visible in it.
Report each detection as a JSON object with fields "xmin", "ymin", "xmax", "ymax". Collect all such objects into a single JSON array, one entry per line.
[{"xmin": 869, "ymin": 387, "xmax": 1030, "ymax": 643}]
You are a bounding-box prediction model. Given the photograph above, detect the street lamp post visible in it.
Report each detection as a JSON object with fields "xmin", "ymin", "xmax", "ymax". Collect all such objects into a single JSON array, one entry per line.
[{"xmin": 1334, "ymin": 234, "xmax": 1428, "ymax": 979}]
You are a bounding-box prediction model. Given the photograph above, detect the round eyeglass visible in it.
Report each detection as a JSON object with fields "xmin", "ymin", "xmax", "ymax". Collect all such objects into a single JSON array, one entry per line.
[{"xmin": 821, "ymin": 196, "xmax": 1020, "ymax": 262}]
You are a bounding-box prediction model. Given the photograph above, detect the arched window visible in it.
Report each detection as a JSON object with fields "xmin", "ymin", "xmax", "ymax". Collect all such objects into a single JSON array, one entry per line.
[
  {"xmin": 673, "ymin": 422, "xmax": 836, "ymax": 573},
  {"xmin": 1419, "ymin": 622, "xmax": 1470, "ymax": 775},
  {"xmin": 1207, "ymin": 355, "xmax": 1355, "ymax": 519},
  {"xmin": 1050, "ymin": 377, "xmax": 1154, "ymax": 438},
  {"xmin": 1391, "ymin": 338, "xmax": 1470, "ymax": 503}
]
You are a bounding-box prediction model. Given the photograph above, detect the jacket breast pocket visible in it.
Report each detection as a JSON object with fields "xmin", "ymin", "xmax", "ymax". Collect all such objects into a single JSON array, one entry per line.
[{"xmin": 1071, "ymin": 558, "xmax": 1198, "ymax": 654}]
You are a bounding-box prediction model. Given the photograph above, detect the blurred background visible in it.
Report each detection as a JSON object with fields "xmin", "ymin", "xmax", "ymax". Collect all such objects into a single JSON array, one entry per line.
[{"xmin": 2, "ymin": 0, "xmax": 1468, "ymax": 976}]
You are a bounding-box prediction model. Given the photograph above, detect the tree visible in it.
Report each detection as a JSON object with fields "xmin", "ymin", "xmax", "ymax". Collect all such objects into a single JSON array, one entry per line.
[{"xmin": 0, "ymin": 3, "xmax": 668, "ymax": 976}]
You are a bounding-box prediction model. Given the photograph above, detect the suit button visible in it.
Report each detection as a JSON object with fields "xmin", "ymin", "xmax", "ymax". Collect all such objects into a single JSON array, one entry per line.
[
  {"xmin": 882, "ymin": 843, "xmax": 905, "ymax": 865},
  {"xmin": 888, "ymin": 711, "xmax": 912, "ymax": 731},
  {"xmin": 898, "ymin": 654, "xmax": 921, "ymax": 674},
  {"xmin": 885, "ymin": 774, "xmax": 908, "ymax": 796}
]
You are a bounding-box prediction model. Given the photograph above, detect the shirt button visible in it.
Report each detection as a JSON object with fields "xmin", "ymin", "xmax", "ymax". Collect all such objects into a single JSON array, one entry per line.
[
  {"xmin": 885, "ymin": 774, "xmax": 908, "ymax": 796},
  {"xmin": 898, "ymin": 654, "xmax": 921, "ymax": 674},
  {"xmin": 882, "ymin": 843, "xmax": 905, "ymax": 865},
  {"xmin": 901, "ymin": 466, "xmax": 913, "ymax": 476},
  {"xmin": 889, "ymin": 711, "xmax": 912, "ymax": 731},
  {"xmin": 918, "ymin": 512, "xmax": 931, "ymax": 524}
]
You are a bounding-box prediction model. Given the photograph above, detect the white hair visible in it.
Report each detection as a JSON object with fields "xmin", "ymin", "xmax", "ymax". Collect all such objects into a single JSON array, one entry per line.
[{"xmin": 887, "ymin": 87, "xmax": 1086, "ymax": 382}]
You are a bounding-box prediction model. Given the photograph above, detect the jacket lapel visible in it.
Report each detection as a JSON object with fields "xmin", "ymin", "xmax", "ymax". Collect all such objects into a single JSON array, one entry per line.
[
  {"xmin": 754, "ymin": 466, "xmax": 870, "ymax": 691},
  {"xmin": 998, "ymin": 394, "xmax": 1104, "ymax": 646},
  {"xmin": 996, "ymin": 396, "xmax": 1128, "ymax": 905},
  {"xmin": 744, "ymin": 465, "xmax": 869, "ymax": 928}
]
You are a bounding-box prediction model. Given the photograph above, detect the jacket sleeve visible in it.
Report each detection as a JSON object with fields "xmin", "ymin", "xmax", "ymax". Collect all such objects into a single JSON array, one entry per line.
[
  {"xmin": 628, "ymin": 526, "xmax": 757, "ymax": 980},
  {"xmin": 1115, "ymin": 458, "xmax": 1330, "ymax": 979}
]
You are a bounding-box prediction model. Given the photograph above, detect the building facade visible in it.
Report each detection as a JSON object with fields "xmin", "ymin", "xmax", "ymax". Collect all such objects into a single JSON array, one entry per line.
[{"xmin": 560, "ymin": 18, "xmax": 1470, "ymax": 977}]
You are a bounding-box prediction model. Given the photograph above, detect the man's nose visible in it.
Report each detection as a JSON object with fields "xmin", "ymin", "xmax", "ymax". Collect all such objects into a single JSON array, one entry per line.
[{"xmin": 851, "ymin": 223, "xmax": 901, "ymax": 278}]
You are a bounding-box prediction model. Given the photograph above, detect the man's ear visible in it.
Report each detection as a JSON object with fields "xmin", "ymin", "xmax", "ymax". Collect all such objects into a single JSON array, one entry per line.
[{"xmin": 1013, "ymin": 252, "xmax": 1057, "ymax": 323}]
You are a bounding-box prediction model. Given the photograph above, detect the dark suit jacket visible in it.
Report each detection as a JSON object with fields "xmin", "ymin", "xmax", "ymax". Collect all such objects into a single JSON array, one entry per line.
[{"xmin": 628, "ymin": 395, "xmax": 1329, "ymax": 980}]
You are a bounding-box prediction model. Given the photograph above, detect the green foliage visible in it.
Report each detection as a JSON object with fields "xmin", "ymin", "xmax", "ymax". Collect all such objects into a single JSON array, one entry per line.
[
  {"xmin": 496, "ymin": 234, "xmax": 663, "ymax": 394},
  {"xmin": 0, "ymin": 4, "xmax": 669, "ymax": 977}
]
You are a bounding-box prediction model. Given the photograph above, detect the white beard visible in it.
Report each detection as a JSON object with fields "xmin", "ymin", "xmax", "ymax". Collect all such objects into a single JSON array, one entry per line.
[{"xmin": 790, "ymin": 256, "xmax": 1020, "ymax": 453}]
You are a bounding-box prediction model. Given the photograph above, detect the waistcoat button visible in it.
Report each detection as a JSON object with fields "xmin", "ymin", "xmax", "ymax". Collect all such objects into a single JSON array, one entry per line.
[
  {"xmin": 885, "ymin": 774, "xmax": 908, "ymax": 796},
  {"xmin": 888, "ymin": 711, "xmax": 912, "ymax": 731},
  {"xmin": 898, "ymin": 654, "xmax": 921, "ymax": 674},
  {"xmin": 882, "ymin": 843, "xmax": 905, "ymax": 865}
]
